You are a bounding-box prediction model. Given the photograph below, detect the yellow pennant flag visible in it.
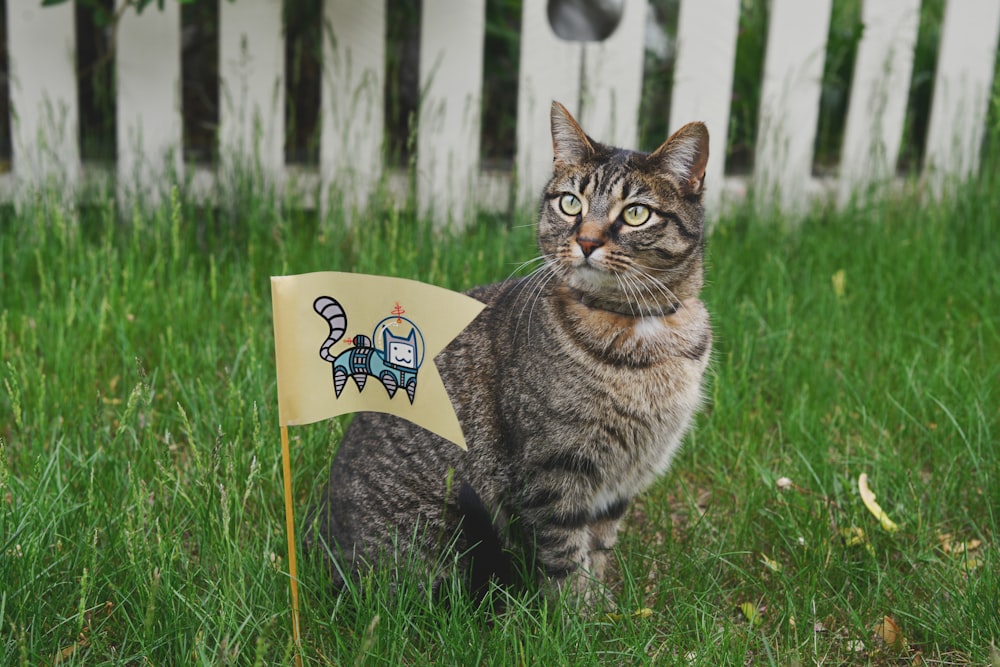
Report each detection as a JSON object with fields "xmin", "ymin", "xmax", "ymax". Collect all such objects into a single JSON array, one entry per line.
[
  {"xmin": 270, "ymin": 271, "xmax": 485, "ymax": 448},
  {"xmin": 270, "ymin": 271, "xmax": 484, "ymax": 661}
]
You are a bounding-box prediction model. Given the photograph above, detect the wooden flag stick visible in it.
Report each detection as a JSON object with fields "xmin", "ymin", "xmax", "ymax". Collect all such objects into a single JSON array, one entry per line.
[{"xmin": 280, "ymin": 425, "xmax": 303, "ymax": 666}]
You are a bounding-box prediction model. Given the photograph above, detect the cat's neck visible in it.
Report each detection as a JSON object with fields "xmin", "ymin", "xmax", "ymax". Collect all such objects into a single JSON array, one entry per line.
[
  {"xmin": 564, "ymin": 286, "xmax": 680, "ymax": 318},
  {"xmin": 548, "ymin": 285, "xmax": 708, "ymax": 367}
]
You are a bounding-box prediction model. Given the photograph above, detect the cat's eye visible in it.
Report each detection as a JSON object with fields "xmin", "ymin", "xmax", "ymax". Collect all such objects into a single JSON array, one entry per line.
[
  {"xmin": 622, "ymin": 204, "xmax": 651, "ymax": 226},
  {"xmin": 559, "ymin": 194, "xmax": 583, "ymax": 216}
]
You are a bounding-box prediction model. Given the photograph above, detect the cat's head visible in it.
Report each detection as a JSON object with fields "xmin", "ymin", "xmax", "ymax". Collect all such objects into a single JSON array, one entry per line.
[
  {"xmin": 384, "ymin": 328, "xmax": 418, "ymax": 368},
  {"xmin": 539, "ymin": 101, "xmax": 709, "ymax": 316}
]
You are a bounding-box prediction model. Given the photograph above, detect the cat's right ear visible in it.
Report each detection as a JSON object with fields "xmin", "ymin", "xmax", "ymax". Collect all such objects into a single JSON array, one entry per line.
[
  {"xmin": 650, "ymin": 122, "xmax": 710, "ymax": 196},
  {"xmin": 551, "ymin": 101, "xmax": 595, "ymax": 169}
]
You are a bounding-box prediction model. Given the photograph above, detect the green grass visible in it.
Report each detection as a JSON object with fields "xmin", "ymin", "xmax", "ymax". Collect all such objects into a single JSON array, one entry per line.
[{"xmin": 1, "ymin": 160, "xmax": 998, "ymax": 665}]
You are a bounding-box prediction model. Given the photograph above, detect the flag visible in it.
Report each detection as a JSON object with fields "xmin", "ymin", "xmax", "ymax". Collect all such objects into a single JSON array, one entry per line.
[
  {"xmin": 270, "ymin": 271, "xmax": 485, "ymax": 449},
  {"xmin": 270, "ymin": 271, "xmax": 485, "ymax": 661}
]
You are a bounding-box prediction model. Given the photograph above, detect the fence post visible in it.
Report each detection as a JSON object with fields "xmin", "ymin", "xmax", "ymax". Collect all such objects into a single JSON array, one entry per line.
[
  {"xmin": 417, "ymin": 0, "xmax": 486, "ymax": 227},
  {"xmin": 670, "ymin": 0, "xmax": 741, "ymax": 216},
  {"xmin": 838, "ymin": 0, "xmax": 920, "ymax": 204},
  {"xmin": 754, "ymin": 0, "xmax": 832, "ymax": 214},
  {"xmin": 6, "ymin": 0, "xmax": 80, "ymax": 194},
  {"xmin": 515, "ymin": 0, "xmax": 583, "ymax": 210},
  {"xmin": 116, "ymin": 0, "xmax": 183, "ymax": 205},
  {"xmin": 579, "ymin": 0, "xmax": 647, "ymax": 153},
  {"xmin": 924, "ymin": 0, "xmax": 1000, "ymax": 194},
  {"xmin": 218, "ymin": 0, "xmax": 286, "ymax": 185},
  {"xmin": 321, "ymin": 0, "xmax": 387, "ymax": 218}
]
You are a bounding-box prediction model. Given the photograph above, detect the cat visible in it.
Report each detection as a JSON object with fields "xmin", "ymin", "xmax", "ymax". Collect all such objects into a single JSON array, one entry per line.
[
  {"xmin": 313, "ymin": 296, "xmax": 420, "ymax": 403},
  {"xmin": 308, "ymin": 101, "xmax": 711, "ymax": 604}
]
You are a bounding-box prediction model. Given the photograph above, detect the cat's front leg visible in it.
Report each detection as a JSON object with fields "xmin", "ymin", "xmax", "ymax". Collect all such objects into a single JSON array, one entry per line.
[
  {"xmin": 527, "ymin": 515, "xmax": 622, "ymax": 608},
  {"xmin": 572, "ymin": 516, "xmax": 623, "ymax": 608},
  {"xmin": 583, "ymin": 515, "xmax": 622, "ymax": 583}
]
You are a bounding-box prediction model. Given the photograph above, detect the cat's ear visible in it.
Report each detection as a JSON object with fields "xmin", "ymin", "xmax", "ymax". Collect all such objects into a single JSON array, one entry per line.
[
  {"xmin": 551, "ymin": 101, "xmax": 595, "ymax": 169},
  {"xmin": 650, "ymin": 122, "xmax": 710, "ymax": 196}
]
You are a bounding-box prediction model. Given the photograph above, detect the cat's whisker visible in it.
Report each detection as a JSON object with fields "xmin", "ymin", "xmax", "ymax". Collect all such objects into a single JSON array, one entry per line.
[
  {"xmin": 509, "ymin": 266, "xmax": 547, "ymax": 315},
  {"xmin": 633, "ymin": 272, "xmax": 673, "ymax": 310},
  {"xmin": 632, "ymin": 275, "xmax": 669, "ymax": 321},
  {"xmin": 513, "ymin": 260, "xmax": 561, "ymax": 340},
  {"xmin": 613, "ymin": 262, "xmax": 664, "ymax": 314},
  {"xmin": 504, "ymin": 255, "xmax": 549, "ymax": 282},
  {"xmin": 547, "ymin": 248, "xmax": 679, "ymax": 318},
  {"xmin": 629, "ymin": 264, "xmax": 686, "ymax": 313},
  {"xmin": 511, "ymin": 220, "xmax": 538, "ymax": 230},
  {"xmin": 508, "ymin": 254, "xmax": 555, "ymax": 295},
  {"xmin": 631, "ymin": 261, "xmax": 686, "ymax": 303},
  {"xmin": 624, "ymin": 270, "xmax": 660, "ymax": 315},
  {"xmin": 611, "ymin": 273, "xmax": 631, "ymax": 315},
  {"xmin": 615, "ymin": 272, "xmax": 642, "ymax": 318},
  {"xmin": 525, "ymin": 264, "xmax": 565, "ymax": 334}
]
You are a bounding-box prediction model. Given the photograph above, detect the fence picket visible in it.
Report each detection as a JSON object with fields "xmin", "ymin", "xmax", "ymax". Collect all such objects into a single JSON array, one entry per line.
[
  {"xmin": 838, "ymin": 0, "xmax": 920, "ymax": 202},
  {"xmin": 670, "ymin": 0, "xmax": 741, "ymax": 214},
  {"xmin": 417, "ymin": 0, "xmax": 487, "ymax": 226},
  {"xmin": 219, "ymin": 0, "xmax": 285, "ymax": 178},
  {"xmin": 924, "ymin": 0, "xmax": 1000, "ymax": 193},
  {"xmin": 116, "ymin": 0, "xmax": 183, "ymax": 202},
  {"xmin": 516, "ymin": 0, "xmax": 584, "ymax": 209},
  {"xmin": 579, "ymin": 0, "xmax": 648, "ymax": 151},
  {"xmin": 6, "ymin": 0, "xmax": 79, "ymax": 192},
  {"xmin": 755, "ymin": 0, "xmax": 833, "ymax": 212},
  {"xmin": 321, "ymin": 0, "xmax": 387, "ymax": 214}
]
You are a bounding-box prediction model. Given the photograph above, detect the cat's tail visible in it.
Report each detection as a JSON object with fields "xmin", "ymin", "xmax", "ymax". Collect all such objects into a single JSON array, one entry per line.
[{"xmin": 313, "ymin": 296, "xmax": 347, "ymax": 362}]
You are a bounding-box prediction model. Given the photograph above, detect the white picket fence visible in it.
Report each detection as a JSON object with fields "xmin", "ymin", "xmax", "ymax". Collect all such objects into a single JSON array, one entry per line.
[{"xmin": 5, "ymin": 0, "xmax": 1000, "ymax": 220}]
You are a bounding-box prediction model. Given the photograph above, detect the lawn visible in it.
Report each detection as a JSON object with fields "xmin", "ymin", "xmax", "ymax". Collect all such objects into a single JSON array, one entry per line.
[{"xmin": 1, "ymin": 161, "xmax": 997, "ymax": 665}]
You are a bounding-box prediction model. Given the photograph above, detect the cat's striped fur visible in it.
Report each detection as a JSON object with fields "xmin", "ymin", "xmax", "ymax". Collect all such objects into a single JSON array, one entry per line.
[{"xmin": 309, "ymin": 101, "xmax": 712, "ymax": 601}]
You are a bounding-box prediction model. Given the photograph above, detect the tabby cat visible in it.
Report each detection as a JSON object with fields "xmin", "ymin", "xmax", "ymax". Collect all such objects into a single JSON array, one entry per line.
[{"xmin": 309, "ymin": 101, "xmax": 711, "ymax": 602}]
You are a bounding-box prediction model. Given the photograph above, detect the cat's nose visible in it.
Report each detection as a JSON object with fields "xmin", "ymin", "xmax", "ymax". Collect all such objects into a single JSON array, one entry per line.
[{"xmin": 577, "ymin": 237, "xmax": 604, "ymax": 257}]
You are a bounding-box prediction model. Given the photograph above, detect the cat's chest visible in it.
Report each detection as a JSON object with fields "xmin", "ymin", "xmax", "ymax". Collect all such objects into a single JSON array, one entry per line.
[
  {"xmin": 555, "ymin": 309, "xmax": 711, "ymax": 512},
  {"xmin": 588, "ymin": 399, "xmax": 694, "ymax": 515}
]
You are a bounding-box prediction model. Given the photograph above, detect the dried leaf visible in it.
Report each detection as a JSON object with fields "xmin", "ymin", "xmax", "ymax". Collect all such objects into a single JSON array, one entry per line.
[
  {"xmin": 939, "ymin": 532, "xmax": 985, "ymax": 570},
  {"xmin": 832, "ymin": 269, "xmax": 846, "ymax": 298},
  {"xmin": 954, "ymin": 538, "xmax": 982, "ymax": 556},
  {"xmin": 839, "ymin": 526, "xmax": 875, "ymax": 555},
  {"xmin": 858, "ymin": 474, "xmax": 899, "ymax": 533},
  {"xmin": 840, "ymin": 526, "xmax": 867, "ymax": 547},
  {"xmin": 845, "ymin": 639, "xmax": 866, "ymax": 652},
  {"xmin": 874, "ymin": 615, "xmax": 907, "ymax": 652},
  {"xmin": 54, "ymin": 636, "xmax": 88, "ymax": 665},
  {"xmin": 761, "ymin": 553, "xmax": 783, "ymax": 573},
  {"xmin": 960, "ymin": 557, "xmax": 983, "ymax": 572},
  {"xmin": 604, "ymin": 607, "xmax": 653, "ymax": 622},
  {"xmin": 739, "ymin": 602, "xmax": 761, "ymax": 627}
]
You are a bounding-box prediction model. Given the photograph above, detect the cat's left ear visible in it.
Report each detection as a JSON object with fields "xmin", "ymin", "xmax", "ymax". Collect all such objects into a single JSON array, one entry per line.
[{"xmin": 650, "ymin": 122, "xmax": 709, "ymax": 196}]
